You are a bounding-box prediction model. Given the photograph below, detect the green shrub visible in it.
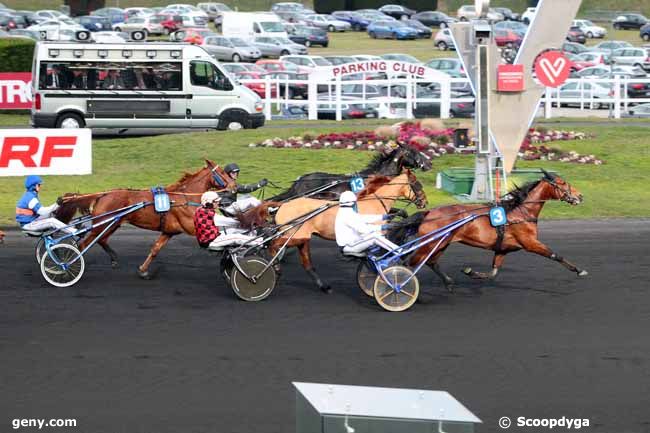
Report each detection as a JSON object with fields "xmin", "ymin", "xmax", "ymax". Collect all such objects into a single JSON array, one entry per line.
[{"xmin": 0, "ymin": 38, "xmax": 35, "ymax": 73}]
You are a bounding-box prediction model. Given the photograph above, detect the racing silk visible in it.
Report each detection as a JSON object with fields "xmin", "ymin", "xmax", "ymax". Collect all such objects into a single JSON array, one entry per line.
[
  {"xmin": 16, "ymin": 191, "xmax": 42, "ymax": 226},
  {"xmin": 193, "ymin": 207, "xmax": 220, "ymax": 247},
  {"xmin": 335, "ymin": 207, "xmax": 385, "ymax": 247}
]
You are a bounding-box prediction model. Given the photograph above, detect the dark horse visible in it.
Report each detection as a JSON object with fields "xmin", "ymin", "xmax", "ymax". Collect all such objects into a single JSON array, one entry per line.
[
  {"xmin": 268, "ymin": 143, "xmax": 432, "ymax": 202},
  {"xmin": 54, "ymin": 160, "xmax": 236, "ymax": 278},
  {"xmin": 389, "ymin": 170, "xmax": 588, "ymax": 291}
]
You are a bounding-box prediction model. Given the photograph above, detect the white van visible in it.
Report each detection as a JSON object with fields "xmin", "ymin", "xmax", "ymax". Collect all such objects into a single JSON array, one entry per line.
[
  {"xmin": 31, "ymin": 42, "xmax": 265, "ymax": 130},
  {"xmin": 221, "ymin": 12, "xmax": 287, "ymax": 40}
]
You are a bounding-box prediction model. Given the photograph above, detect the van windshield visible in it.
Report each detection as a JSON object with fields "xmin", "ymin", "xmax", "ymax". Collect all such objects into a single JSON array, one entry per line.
[{"xmin": 260, "ymin": 21, "xmax": 285, "ymax": 32}]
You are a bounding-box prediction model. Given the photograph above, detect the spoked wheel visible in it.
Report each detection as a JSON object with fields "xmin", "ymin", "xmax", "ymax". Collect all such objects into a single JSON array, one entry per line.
[
  {"xmin": 230, "ymin": 255, "xmax": 276, "ymax": 301},
  {"xmin": 356, "ymin": 260, "xmax": 377, "ymax": 297},
  {"xmin": 35, "ymin": 236, "xmax": 78, "ymax": 265},
  {"xmin": 220, "ymin": 254, "xmax": 235, "ymax": 284},
  {"xmin": 40, "ymin": 244, "xmax": 85, "ymax": 288},
  {"xmin": 373, "ymin": 265, "xmax": 419, "ymax": 312}
]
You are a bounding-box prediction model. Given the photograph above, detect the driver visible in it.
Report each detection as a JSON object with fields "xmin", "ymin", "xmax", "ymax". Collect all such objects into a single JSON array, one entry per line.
[
  {"xmin": 16, "ymin": 175, "xmax": 74, "ymax": 234},
  {"xmin": 335, "ymin": 190, "xmax": 401, "ymax": 256},
  {"xmin": 220, "ymin": 163, "xmax": 269, "ymax": 215}
]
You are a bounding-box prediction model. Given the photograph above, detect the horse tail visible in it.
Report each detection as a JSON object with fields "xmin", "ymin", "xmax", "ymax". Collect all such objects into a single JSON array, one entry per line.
[
  {"xmin": 236, "ymin": 201, "xmax": 283, "ymax": 230},
  {"xmin": 54, "ymin": 192, "xmax": 106, "ymax": 223},
  {"xmin": 387, "ymin": 211, "xmax": 427, "ymax": 245}
]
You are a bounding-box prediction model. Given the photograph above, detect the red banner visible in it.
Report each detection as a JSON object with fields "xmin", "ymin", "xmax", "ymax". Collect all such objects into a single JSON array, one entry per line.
[
  {"xmin": 497, "ymin": 64, "xmax": 525, "ymax": 92},
  {"xmin": 0, "ymin": 72, "xmax": 33, "ymax": 110}
]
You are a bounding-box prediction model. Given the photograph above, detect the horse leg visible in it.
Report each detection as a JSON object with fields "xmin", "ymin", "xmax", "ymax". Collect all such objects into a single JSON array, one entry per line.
[
  {"xmin": 77, "ymin": 227, "xmax": 119, "ymax": 267},
  {"xmin": 138, "ymin": 233, "xmax": 173, "ymax": 280},
  {"xmin": 520, "ymin": 238, "xmax": 588, "ymax": 277},
  {"xmin": 410, "ymin": 243, "xmax": 455, "ymax": 292},
  {"xmin": 432, "ymin": 262, "xmax": 455, "ymax": 292},
  {"xmin": 296, "ymin": 240, "xmax": 331, "ymax": 294},
  {"xmin": 463, "ymin": 252, "xmax": 507, "ymax": 280}
]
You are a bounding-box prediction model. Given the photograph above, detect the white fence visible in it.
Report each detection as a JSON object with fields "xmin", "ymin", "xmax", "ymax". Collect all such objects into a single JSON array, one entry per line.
[{"xmin": 237, "ymin": 75, "xmax": 650, "ymax": 121}]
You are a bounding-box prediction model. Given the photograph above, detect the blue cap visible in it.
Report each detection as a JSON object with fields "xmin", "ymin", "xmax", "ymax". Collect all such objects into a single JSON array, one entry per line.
[{"xmin": 25, "ymin": 175, "xmax": 43, "ymax": 190}]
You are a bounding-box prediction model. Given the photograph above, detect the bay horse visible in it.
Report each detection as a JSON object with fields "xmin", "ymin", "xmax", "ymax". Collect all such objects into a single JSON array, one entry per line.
[
  {"xmin": 54, "ymin": 160, "xmax": 236, "ymax": 279},
  {"xmin": 268, "ymin": 144, "xmax": 432, "ymax": 202},
  {"xmin": 388, "ymin": 170, "xmax": 587, "ymax": 292},
  {"xmin": 241, "ymin": 171, "xmax": 428, "ymax": 293}
]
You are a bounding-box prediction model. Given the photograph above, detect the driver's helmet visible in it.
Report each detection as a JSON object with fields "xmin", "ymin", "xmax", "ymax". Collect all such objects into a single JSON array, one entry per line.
[
  {"xmin": 339, "ymin": 191, "xmax": 357, "ymax": 208},
  {"xmin": 201, "ymin": 191, "xmax": 221, "ymax": 207}
]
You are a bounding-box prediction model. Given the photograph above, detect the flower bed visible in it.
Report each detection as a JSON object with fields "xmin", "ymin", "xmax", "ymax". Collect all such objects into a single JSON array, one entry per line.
[{"xmin": 249, "ymin": 122, "xmax": 604, "ymax": 164}]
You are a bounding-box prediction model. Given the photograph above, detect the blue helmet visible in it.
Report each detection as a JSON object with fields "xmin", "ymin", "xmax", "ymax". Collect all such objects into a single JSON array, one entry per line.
[{"xmin": 25, "ymin": 175, "xmax": 43, "ymax": 191}]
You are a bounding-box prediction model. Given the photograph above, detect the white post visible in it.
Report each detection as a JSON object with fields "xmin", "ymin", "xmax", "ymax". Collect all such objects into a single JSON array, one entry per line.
[
  {"xmin": 544, "ymin": 87, "xmax": 551, "ymax": 119},
  {"xmin": 406, "ymin": 74, "xmax": 413, "ymax": 119},
  {"xmin": 335, "ymin": 76, "xmax": 342, "ymax": 121},
  {"xmin": 264, "ymin": 76, "xmax": 271, "ymax": 121},
  {"xmin": 440, "ymin": 76, "xmax": 451, "ymax": 119},
  {"xmin": 308, "ymin": 75, "xmax": 317, "ymax": 120},
  {"xmin": 614, "ymin": 75, "xmax": 621, "ymax": 119}
]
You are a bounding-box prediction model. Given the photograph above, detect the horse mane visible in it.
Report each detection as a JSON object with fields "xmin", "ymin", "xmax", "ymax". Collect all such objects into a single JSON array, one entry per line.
[
  {"xmin": 359, "ymin": 148, "xmax": 398, "ymax": 175},
  {"xmin": 500, "ymin": 179, "xmax": 543, "ymax": 212},
  {"xmin": 357, "ymin": 175, "xmax": 393, "ymax": 199},
  {"xmin": 166, "ymin": 166, "xmax": 208, "ymax": 190}
]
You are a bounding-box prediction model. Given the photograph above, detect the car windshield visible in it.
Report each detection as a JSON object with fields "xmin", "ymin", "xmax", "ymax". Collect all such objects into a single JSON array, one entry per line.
[
  {"xmin": 231, "ymin": 37, "xmax": 249, "ymax": 47},
  {"xmin": 261, "ymin": 21, "xmax": 285, "ymax": 32},
  {"xmin": 313, "ymin": 57, "xmax": 330, "ymax": 66}
]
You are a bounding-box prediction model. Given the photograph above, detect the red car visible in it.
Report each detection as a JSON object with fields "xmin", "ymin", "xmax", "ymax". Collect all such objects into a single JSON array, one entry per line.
[
  {"xmin": 255, "ymin": 59, "xmax": 305, "ymax": 74},
  {"xmin": 565, "ymin": 53, "xmax": 596, "ymax": 72},
  {"xmin": 151, "ymin": 13, "xmax": 182, "ymax": 35},
  {"xmin": 173, "ymin": 28, "xmax": 214, "ymax": 44},
  {"xmin": 494, "ymin": 29, "xmax": 522, "ymax": 48},
  {"xmin": 235, "ymin": 72, "xmax": 278, "ymax": 98}
]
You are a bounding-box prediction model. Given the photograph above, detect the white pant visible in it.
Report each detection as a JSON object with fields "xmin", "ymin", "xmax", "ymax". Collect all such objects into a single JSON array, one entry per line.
[
  {"xmin": 23, "ymin": 217, "xmax": 75, "ymax": 235},
  {"xmin": 223, "ymin": 195, "xmax": 262, "ymax": 215},
  {"xmin": 343, "ymin": 232, "xmax": 400, "ymax": 255},
  {"xmin": 208, "ymin": 232, "xmax": 263, "ymax": 250}
]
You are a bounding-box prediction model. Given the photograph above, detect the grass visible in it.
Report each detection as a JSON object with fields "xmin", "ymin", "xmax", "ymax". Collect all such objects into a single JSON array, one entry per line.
[{"xmin": 0, "ymin": 123, "xmax": 648, "ymax": 225}]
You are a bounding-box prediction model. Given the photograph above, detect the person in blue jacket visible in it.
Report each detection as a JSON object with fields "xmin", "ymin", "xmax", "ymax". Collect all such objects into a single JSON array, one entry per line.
[{"xmin": 16, "ymin": 175, "xmax": 73, "ymax": 234}]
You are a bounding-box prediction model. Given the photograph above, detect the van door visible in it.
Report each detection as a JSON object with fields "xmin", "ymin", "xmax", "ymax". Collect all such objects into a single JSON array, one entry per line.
[{"xmin": 187, "ymin": 60, "xmax": 237, "ymax": 127}]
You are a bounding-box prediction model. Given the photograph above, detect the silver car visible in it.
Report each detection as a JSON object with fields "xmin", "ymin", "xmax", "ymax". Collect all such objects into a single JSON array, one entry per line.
[
  {"xmin": 113, "ymin": 16, "xmax": 163, "ymax": 36},
  {"xmin": 611, "ymin": 47, "xmax": 650, "ymax": 71},
  {"xmin": 252, "ymin": 36, "xmax": 308, "ymax": 58},
  {"xmin": 433, "ymin": 28, "xmax": 455, "ymax": 51},
  {"xmin": 201, "ymin": 36, "xmax": 261, "ymax": 62},
  {"xmin": 303, "ymin": 14, "xmax": 351, "ymax": 32}
]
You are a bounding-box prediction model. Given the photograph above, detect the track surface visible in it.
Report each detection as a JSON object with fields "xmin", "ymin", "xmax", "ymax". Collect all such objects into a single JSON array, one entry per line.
[{"xmin": 1, "ymin": 220, "xmax": 649, "ymax": 433}]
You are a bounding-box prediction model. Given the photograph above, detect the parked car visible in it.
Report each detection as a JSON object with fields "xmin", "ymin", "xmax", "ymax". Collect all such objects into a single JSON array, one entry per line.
[
  {"xmin": 271, "ymin": 2, "xmax": 310, "ymax": 13},
  {"xmin": 642, "ymin": 23, "xmax": 650, "ymax": 42},
  {"xmin": 571, "ymin": 19, "xmax": 606, "ymax": 38},
  {"xmin": 222, "ymin": 62, "xmax": 265, "ymax": 75},
  {"xmin": 264, "ymin": 71, "xmax": 309, "ymax": 98},
  {"xmin": 494, "ymin": 20, "xmax": 528, "ymax": 37},
  {"xmin": 0, "ymin": 13, "xmax": 20, "ymax": 30},
  {"xmin": 564, "ymin": 53, "xmax": 596, "ymax": 71},
  {"xmin": 35, "ymin": 10, "xmax": 68, "ymax": 20},
  {"xmin": 201, "ymin": 35, "xmax": 262, "ymax": 62},
  {"xmin": 426, "ymin": 57, "xmax": 465, "ymax": 77},
  {"xmin": 521, "ymin": 7, "xmax": 536, "ymax": 24},
  {"xmin": 7, "ymin": 28, "xmax": 40, "ymax": 40},
  {"xmin": 90, "ymin": 7, "xmax": 125, "ymax": 25},
  {"xmin": 313, "ymin": 96, "xmax": 379, "ymax": 120},
  {"xmin": 624, "ymin": 103, "xmax": 650, "ymax": 117},
  {"xmin": 356, "ymin": 9, "xmax": 394, "ymax": 23},
  {"xmin": 403, "ymin": 19, "xmax": 432, "ymax": 38},
  {"xmin": 367, "ymin": 20, "xmax": 418, "ymax": 39},
  {"xmin": 28, "ymin": 19, "xmax": 83, "ymax": 33},
  {"xmin": 495, "ymin": 28, "xmax": 522, "ymax": 47},
  {"xmin": 197, "ymin": 2, "xmax": 231, "ymax": 23},
  {"xmin": 557, "ymin": 81, "xmax": 613, "ymax": 109},
  {"xmin": 381, "ymin": 53, "xmax": 421, "ymax": 63},
  {"xmin": 114, "ymin": 15, "xmax": 163, "ymax": 36},
  {"xmin": 255, "ymin": 59, "xmax": 301, "ymax": 73},
  {"xmin": 574, "ymin": 52, "xmax": 609, "ymax": 66},
  {"xmin": 149, "ymin": 13, "xmax": 182, "ymax": 35},
  {"xmin": 303, "ymin": 14, "xmax": 351, "ymax": 32},
  {"xmin": 331, "ymin": 11, "xmax": 369, "ymax": 31},
  {"xmin": 411, "ymin": 11, "xmax": 456, "ymax": 28},
  {"xmin": 492, "ymin": 7, "xmax": 519, "ymax": 21},
  {"xmin": 457, "ymin": 5, "xmax": 503, "ymax": 22},
  {"xmin": 162, "ymin": 4, "xmax": 208, "ymax": 20},
  {"xmin": 13, "ymin": 10, "xmax": 42, "ymax": 26},
  {"xmin": 171, "ymin": 28, "xmax": 215, "ymax": 44},
  {"xmin": 280, "ymin": 55, "xmax": 331, "ymax": 72},
  {"xmin": 92, "ymin": 31, "xmax": 128, "ymax": 43},
  {"xmin": 433, "ymin": 28, "xmax": 455, "ymax": 50},
  {"xmin": 566, "ymin": 26, "xmax": 586, "ymax": 44},
  {"xmin": 234, "ymin": 71, "xmax": 278, "ymax": 98},
  {"xmin": 286, "ymin": 24, "xmax": 329, "ymax": 47},
  {"xmin": 613, "ymin": 13, "xmax": 648, "ymax": 30},
  {"xmin": 77, "ymin": 15, "xmax": 112, "ymax": 32},
  {"xmin": 124, "ymin": 7, "xmax": 155, "ymax": 18},
  {"xmin": 592, "ymin": 40, "xmax": 633, "ymax": 55},
  {"xmin": 611, "ymin": 47, "xmax": 650, "ymax": 70},
  {"xmin": 378, "ymin": 4, "xmax": 415, "ymax": 20},
  {"xmin": 323, "ymin": 55, "xmax": 355, "ymax": 65},
  {"xmin": 562, "ymin": 41, "xmax": 591, "ymax": 55},
  {"xmin": 252, "ymin": 36, "xmax": 308, "ymax": 57}
]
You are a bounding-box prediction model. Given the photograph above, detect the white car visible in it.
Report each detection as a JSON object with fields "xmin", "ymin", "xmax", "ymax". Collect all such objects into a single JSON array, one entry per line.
[
  {"xmin": 113, "ymin": 15, "xmax": 163, "ymax": 36},
  {"xmin": 124, "ymin": 7, "xmax": 155, "ymax": 18},
  {"xmin": 557, "ymin": 81, "xmax": 612, "ymax": 109},
  {"xmin": 280, "ymin": 55, "xmax": 332, "ymax": 72},
  {"xmin": 457, "ymin": 5, "xmax": 503, "ymax": 22},
  {"xmin": 611, "ymin": 47, "xmax": 650, "ymax": 70},
  {"xmin": 521, "ymin": 7, "xmax": 535, "ymax": 24},
  {"xmin": 92, "ymin": 31, "xmax": 128, "ymax": 43},
  {"xmin": 162, "ymin": 4, "xmax": 208, "ymax": 19},
  {"xmin": 571, "ymin": 19, "xmax": 606, "ymax": 38},
  {"xmin": 35, "ymin": 10, "xmax": 68, "ymax": 20},
  {"xmin": 28, "ymin": 19, "xmax": 83, "ymax": 32}
]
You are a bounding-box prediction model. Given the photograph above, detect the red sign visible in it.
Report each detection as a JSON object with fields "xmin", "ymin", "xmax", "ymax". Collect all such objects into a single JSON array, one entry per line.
[
  {"xmin": 497, "ymin": 64, "xmax": 525, "ymax": 92},
  {"xmin": 534, "ymin": 51, "xmax": 571, "ymax": 88},
  {"xmin": 0, "ymin": 72, "xmax": 32, "ymax": 110}
]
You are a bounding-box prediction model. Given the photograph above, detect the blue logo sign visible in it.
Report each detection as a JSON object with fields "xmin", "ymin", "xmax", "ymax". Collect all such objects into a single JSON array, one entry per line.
[
  {"xmin": 489, "ymin": 206, "xmax": 506, "ymax": 227},
  {"xmin": 350, "ymin": 177, "xmax": 364, "ymax": 193}
]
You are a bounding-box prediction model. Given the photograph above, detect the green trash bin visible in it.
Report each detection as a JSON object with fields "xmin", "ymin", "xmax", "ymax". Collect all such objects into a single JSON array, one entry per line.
[{"xmin": 439, "ymin": 168, "xmax": 559, "ymax": 196}]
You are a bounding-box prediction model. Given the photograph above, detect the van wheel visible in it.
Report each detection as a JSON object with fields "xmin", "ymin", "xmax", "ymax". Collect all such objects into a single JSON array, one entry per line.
[
  {"xmin": 328, "ymin": 25, "xmax": 335, "ymax": 32},
  {"xmin": 217, "ymin": 109, "xmax": 248, "ymax": 130},
  {"xmin": 437, "ymin": 41, "xmax": 447, "ymax": 50},
  {"xmin": 56, "ymin": 113, "xmax": 85, "ymax": 129},
  {"xmin": 232, "ymin": 53, "xmax": 241, "ymax": 62},
  {"xmin": 280, "ymin": 50, "xmax": 289, "ymax": 56}
]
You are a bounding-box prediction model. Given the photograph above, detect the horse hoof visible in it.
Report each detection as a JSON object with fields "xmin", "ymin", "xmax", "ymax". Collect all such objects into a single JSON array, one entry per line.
[
  {"xmin": 462, "ymin": 267, "xmax": 473, "ymax": 276},
  {"xmin": 578, "ymin": 270, "xmax": 588, "ymax": 277},
  {"xmin": 138, "ymin": 269, "xmax": 152, "ymax": 280},
  {"xmin": 111, "ymin": 261, "xmax": 119, "ymax": 269},
  {"xmin": 321, "ymin": 285, "xmax": 333, "ymax": 294}
]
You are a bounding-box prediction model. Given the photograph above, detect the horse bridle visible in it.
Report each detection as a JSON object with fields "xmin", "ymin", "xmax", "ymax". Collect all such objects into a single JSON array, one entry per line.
[{"xmin": 544, "ymin": 177, "xmax": 577, "ymax": 203}]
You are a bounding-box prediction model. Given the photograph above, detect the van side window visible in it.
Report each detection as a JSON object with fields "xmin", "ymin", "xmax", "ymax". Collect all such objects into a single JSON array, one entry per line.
[
  {"xmin": 253, "ymin": 23, "xmax": 261, "ymax": 33},
  {"xmin": 190, "ymin": 61, "xmax": 231, "ymax": 90}
]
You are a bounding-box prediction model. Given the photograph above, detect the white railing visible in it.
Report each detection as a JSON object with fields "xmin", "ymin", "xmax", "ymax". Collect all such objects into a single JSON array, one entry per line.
[{"xmin": 237, "ymin": 75, "xmax": 650, "ymax": 121}]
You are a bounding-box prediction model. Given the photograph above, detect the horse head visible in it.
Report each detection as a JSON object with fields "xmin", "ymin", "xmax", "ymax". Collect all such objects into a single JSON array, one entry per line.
[
  {"xmin": 397, "ymin": 142, "xmax": 433, "ymax": 172},
  {"xmin": 540, "ymin": 169, "xmax": 583, "ymax": 205},
  {"xmin": 404, "ymin": 169, "xmax": 428, "ymax": 209},
  {"xmin": 205, "ymin": 159, "xmax": 237, "ymax": 193}
]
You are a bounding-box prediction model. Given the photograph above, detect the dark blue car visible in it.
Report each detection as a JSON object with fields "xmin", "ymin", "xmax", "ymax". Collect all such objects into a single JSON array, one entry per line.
[
  {"xmin": 77, "ymin": 15, "xmax": 112, "ymax": 31},
  {"xmin": 331, "ymin": 11, "xmax": 370, "ymax": 31},
  {"xmin": 367, "ymin": 20, "xmax": 418, "ymax": 40}
]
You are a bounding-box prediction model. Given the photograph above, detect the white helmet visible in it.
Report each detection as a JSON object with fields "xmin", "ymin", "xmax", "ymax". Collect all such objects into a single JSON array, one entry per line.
[
  {"xmin": 339, "ymin": 190, "xmax": 357, "ymax": 207},
  {"xmin": 201, "ymin": 191, "xmax": 221, "ymax": 206}
]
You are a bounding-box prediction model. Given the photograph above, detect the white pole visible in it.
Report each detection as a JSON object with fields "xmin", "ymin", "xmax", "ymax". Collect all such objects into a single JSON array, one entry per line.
[
  {"xmin": 440, "ymin": 76, "xmax": 451, "ymax": 119},
  {"xmin": 307, "ymin": 75, "xmax": 317, "ymax": 120},
  {"xmin": 614, "ymin": 75, "xmax": 621, "ymax": 119},
  {"xmin": 335, "ymin": 76, "xmax": 342, "ymax": 121},
  {"xmin": 264, "ymin": 75, "xmax": 271, "ymax": 121},
  {"xmin": 544, "ymin": 87, "xmax": 551, "ymax": 119},
  {"xmin": 406, "ymin": 74, "xmax": 413, "ymax": 119}
]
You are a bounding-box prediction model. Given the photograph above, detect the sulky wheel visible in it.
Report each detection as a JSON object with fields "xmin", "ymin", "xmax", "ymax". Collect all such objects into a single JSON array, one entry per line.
[
  {"xmin": 356, "ymin": 260, "xmax": 377, "ymax": 297},
  {"xmin": 230, "ymin": 255, "xmax": 276, "ymax": 302},
  {"xmin": 40, "ymin": 243, "xmax": 85, "ymax": 288},
  {"xmin": 35, "ymin": 235, "xmax": 78, "ymax": 265},
  {"xmin": 373, "ymin": 265, "xmax": 419, "ymax": 312},
  {"xmin": 220, "ymin": 254, "xmax": 235, "ymax": 285}
]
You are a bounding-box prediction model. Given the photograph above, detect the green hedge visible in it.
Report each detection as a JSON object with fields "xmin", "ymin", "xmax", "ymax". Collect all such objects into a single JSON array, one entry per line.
[{"xmin": 0, "ymin": 38, "xmax": 35, "ymax": 73}]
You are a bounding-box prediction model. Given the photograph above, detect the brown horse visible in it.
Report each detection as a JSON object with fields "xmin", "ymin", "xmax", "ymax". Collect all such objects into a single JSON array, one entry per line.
[
  {"xmin": 55, "ymin": 160, "xmax": 236, "ymax": 278},
  {"xmin": 389, "ymin": 170, "xmax": 587, "ymax": 291},
  {"xmin": 242, "ymin": 170, "xmax": 428, "ymax": 293}
]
